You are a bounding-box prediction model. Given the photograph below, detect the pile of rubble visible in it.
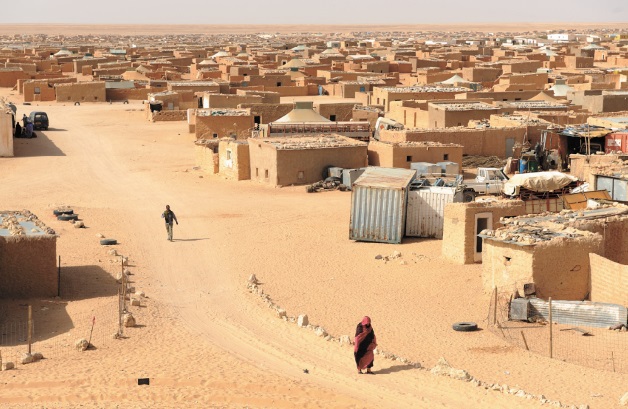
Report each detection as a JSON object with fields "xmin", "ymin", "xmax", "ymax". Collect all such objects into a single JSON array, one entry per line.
[{"xmin": 0, "ymin": 210, "xmax": 55, "ymax": 236}]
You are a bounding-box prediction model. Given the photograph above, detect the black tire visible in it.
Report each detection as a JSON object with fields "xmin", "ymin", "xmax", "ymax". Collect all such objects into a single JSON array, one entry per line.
[
  {"xmin": 462, "ymin": 190, "xmax": 476, "ymax": 203},
  {"xmin": 452, "ymin": 322, "xmax": 478, "ymax": 332},
  {"xmin": 74, "ymin": 102, "xmax": 80, "ymax": 106},
  {"xmin": 53, "ymin": 209, "xmax": 73, "ymax": 216},
  {"xmin": 123, "ymin": 100, "xmax": 129, "ymax": 104},
  {"xmin": 100, "ymin": 239, "xmax": 117, "ymax": 245},
  {"xmin": 57, "ymin": 214, "xmax": 78, "ymax": 221}
]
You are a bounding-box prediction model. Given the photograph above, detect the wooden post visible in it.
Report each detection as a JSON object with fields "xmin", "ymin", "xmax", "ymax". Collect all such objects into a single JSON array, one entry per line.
[
  {"xmin": 548, "ymin": 297, "xmax": 553, "ymax": 359},
  {"xmin": 1, "ymin": 349, "xmax": 3, "ymax": 369},
  {"xmin": 121, "ymin": 258, "xmax": 126, "ymax": 311},
  {"xmin": 27, "ymin": 305, "xmax": 32, "ymax": 354},
  {"xmin": 118, "ymin": 287, "xmax": 123, "ymax": 337},
  {"xmin": 493, "ymin": 286, "xmax": 498, "ymax": 326},
  {"xmin": 611, "ymin": 351, "xmax": 615, "ymax": 372},
  {"xmin": 520, "ymin": 330, "xmax": 529, "ymax": 351},
  {"xmin": 57, "ymin": 255, "xmax": 61, "ymax": 297}
]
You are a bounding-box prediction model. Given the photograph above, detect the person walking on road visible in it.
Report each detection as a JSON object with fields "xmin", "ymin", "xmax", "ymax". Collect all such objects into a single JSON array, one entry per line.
[
  {"xmin": 161, "ymin": 205, "xmax": 178, "ymax": 241},
  {"xmin": 354, "ymin": 316, "xmax": 377, "ymax": 374}
]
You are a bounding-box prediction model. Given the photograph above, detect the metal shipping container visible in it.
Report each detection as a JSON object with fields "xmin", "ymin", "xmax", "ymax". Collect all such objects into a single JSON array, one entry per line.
[
  {"xmin": 406, "ymin": 186, "xmax": 462, "ymax": 238},
  {"xmin": 605, "ymin": 132, "xmax": 628, "ymax": 154},
  {"xmin": 410, "ymin": 162, "xmax": 441, "ymax": 176},
  {"xmin": 342, "ymin": 168, "xmax": 366, "ymax": 191},
  {"xmin": 350, "ymin": 167, "xmax": 416, "ymax": 244}
]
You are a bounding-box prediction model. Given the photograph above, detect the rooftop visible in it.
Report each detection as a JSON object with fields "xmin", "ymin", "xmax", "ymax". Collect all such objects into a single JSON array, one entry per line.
[
  {"xmin": 0, "ymin": 210, "xmax": 55, "ymax": 237},
  {"xmin": 380, "ymin": 86, "xmax": 469, "ymax": 93},
  {"xmin": 197, "ymin": 108, "xmax": 249, "ymax": 117},
  {"xmin": 431, "ymin": 102, "xmax": 498, "ymax": 111},
  {"xmin": 262, "ymin": 135, "xmax": 364, "ymax": 150}
]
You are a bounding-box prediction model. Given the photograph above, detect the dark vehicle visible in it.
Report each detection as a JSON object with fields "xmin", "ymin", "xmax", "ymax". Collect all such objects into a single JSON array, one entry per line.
[{"xmin": 29, "ymin": 111, "xmax": 49, "ymax": 130}]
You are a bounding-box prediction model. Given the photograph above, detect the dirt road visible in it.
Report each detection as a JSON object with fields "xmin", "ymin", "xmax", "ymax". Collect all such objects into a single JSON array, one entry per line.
[{"xmin": 0, "ymin": 94, "xmax": 625, "ymax": 408}]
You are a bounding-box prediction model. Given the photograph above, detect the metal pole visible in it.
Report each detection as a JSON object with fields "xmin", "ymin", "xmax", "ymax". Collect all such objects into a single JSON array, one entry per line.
[
  {"xmin": 521, "ymin": 330, "xmax": 530, "ymax": 351},
  {"xmin": 493, "ymin": 286, "xmax": 498, "ymax": 325},
  {"xmin": 549, "ymin": 297, "xmax": 553, "ymax": 359},
  {"xmin": 27, "ymin": 305, "xmax": 32, "ymax": 355},
  {"xmin": 57, "ymin": 255, "xmax": 61, "ymax": 297}
]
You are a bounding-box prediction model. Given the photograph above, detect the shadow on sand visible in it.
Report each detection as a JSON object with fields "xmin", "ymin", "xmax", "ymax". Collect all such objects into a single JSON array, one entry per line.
[
  {"xmin": 375, "ymin": 364, "xmax": 418, "ymax": 375},
  {"xmin": 12, "ymin": 131, "xmax": 65, "ymax": 157}
]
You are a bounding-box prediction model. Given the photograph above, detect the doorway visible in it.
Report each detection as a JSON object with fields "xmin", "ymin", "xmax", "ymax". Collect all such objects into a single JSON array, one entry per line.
[{"xmin": 474, "ymin": 212, "xmax": 493, "ymax": 262}]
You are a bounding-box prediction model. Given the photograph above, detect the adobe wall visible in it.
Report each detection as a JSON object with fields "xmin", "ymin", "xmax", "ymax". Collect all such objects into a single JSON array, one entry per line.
[
  {"xmin": 482, "ymin": 234, "xmax": 604, "ymax": 300},
  {"xmin": 589, "ymin": 253, "xmax": 627, "ymax": 306},
  {"xmin": 367, "ymin": 140, "xmax": 463, "ymax": 169},
  {"xmin": 443, "ymin": 201, "xmax": 526, "ymax": 265},
  {"xmin": 238, "ymin": 103, "xmax": 293, "ymax": 124},
  {"xmin": 55, "ymin": 82, "xmax": 106, "ymax": 102},
  {"xmin": 204, "ymin": 93, "xmax": 263, "ymax": 109},
  {"xmin": 249, "ymin": 142, "xmax": 277, "ymax": 183},
  {"xmin": 151, "ymin": 110, "xmax": 187, "ymax": 122},
  {"xmin": 218, "ymin": 140, "xmax": 251, "ymax": 180},
  {"xmin": 262, "ymin": 86, "xmax": 311, "ymax": 97},
  {"xmin": 381, "ymin": 127, "xmax": 526, "ymax": 158},
  {"xmin": 195, "ymin": 114, "xmax": 254, "ymax": 140},
  {"xmin": 105, "ymin": 87, "xmax": 152, "ymax": 101},
  {"xmin": 573, "ymin": 216, "xmax": 628, "ymax": 265},
  {"xmin": 532, "ymin": 236, "xmax": 604, "ymax": 300},
  {"xmin": 23, "ymin": 81, "xmax": 56, "ymax": 102},
  {"xmin": 315, "ymin": 102, "xmax": 355, "ymax": 121},
  {"xmin": 0, "ymin": 236, "xmax": 58, "ymax": 298},
  {"xmin": 0, "ymin": 109, "xmax": 13, "ymax": 157},
  {"xmin": 274, "ymin": 145, "xmax": 368, "ymax": 186},
  {"xmin": 0, "ymin": 70, "xmax": 30, "ymax": 87},
  {"xmin": 194, "ymin": 143, "xmax": 219, "ymax": 173}
]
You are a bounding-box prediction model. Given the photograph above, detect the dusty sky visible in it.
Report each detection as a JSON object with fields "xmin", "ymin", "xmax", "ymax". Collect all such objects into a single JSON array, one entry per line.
[{"xmin": 1, "ymin": 0, "xmax": 626, "ymax": 25}]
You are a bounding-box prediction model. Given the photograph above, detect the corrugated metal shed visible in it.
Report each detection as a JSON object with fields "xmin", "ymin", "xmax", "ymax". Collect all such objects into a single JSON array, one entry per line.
[
  {"xmin": 510, "ymin": 298, "xmax": 627, "ymax": 328},
  {"xmin": 350, "ymin": 167, "xmax": 416, "ymax": 244},
  {"xmin": 406, "ymin": 186, "xmax": 461, "ymax": 238}
]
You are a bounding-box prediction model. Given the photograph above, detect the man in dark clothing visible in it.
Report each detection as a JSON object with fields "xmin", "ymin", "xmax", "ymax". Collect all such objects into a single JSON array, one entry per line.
[
  {"xmin": 161, "ymin": 205, "xmax": 178, "ymax": 241},
  {"xmin": 14, "ymin": 122, "xmax": 21, "ymax": 137}
]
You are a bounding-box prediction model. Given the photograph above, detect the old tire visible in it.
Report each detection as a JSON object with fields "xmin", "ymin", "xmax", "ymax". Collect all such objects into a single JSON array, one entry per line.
[
  {"xmin": 462, "ymin": 190, "xmax": 476, "ymax": 203},
  {"xmin": 452, "ymin": 322, "xmax": 478, "ymax": 332},
  {"xmin": 57, "ymin": 214, "xmax": 78, "ymax": 221},
  {"xmin": 53, "ymin": 209, "xmax": 73, "ymax": 216},
  {"xmin": 74, "ymin": 101, "xmax": 80, "ymax": 106},
  {"xmin": 100, "ymin": 239, "xmax": 117, "ymax": 245}
]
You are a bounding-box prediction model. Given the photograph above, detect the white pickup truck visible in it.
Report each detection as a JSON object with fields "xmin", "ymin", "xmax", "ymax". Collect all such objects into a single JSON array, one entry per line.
[{"xmin": 461, "ymin": 167, "xmax": 509, "ymax": 201}]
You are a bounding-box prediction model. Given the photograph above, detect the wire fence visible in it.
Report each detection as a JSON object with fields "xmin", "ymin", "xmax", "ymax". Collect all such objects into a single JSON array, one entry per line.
[
  {"xmin": 487, "ymin": 286, "xmax": 628, "ymax": 374},
  {"xmin": 0, "ymin": 258, "xmax": 130, "ymax": 367}
]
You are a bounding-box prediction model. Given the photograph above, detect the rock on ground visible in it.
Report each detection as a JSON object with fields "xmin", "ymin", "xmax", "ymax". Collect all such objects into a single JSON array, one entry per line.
[
  {"xmin": 430, "ymin": 357, "xmax": 472, "ymax": 381},
  {"xmin": 20, "ymin": 353, "xmax": 34, "ymax": 365},
  {"xmin": 1, "ymin": 362, "xmax": 15, "ymax": 371},
  {"xmin": 620, "ymin": 392, "xmax": 628, "ymax": 406},
  {"xmin": 297, "ymin": 314, "xmax": 308, "ymax": 327},
  {"xmin": 123, "ymin": 313, "xmax": 136, "ymax": 327},
  {"xmin": 75, "ymin": 338, "xmax": 89, "ymax": 351}
]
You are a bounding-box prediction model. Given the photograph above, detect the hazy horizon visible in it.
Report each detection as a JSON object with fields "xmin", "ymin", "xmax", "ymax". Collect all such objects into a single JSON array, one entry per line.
[{"xmin": 1, "ymin": 0, "xmax": 626, "ymax": 25}]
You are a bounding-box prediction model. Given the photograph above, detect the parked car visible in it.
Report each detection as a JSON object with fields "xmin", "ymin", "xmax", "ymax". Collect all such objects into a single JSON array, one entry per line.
[{"xmin": 29, "ymin": 111, "xmax": 49, "ymax": 130}]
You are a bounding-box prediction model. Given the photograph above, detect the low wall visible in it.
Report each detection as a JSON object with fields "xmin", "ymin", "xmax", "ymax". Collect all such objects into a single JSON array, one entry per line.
[
  {"xmin": 0, "ymin": 236, "xmax": 58, "ymax": 298},
  {"xmin": 589, "ymin": 253, "xmax": 628, "ymax": 306},
  {"xmin": 151, "ymin": 110, "xmax": 187, "ymax": 122}
]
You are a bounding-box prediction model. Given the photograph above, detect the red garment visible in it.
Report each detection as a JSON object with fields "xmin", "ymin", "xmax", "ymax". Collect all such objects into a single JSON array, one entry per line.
[{"xmin": 354, "ymin": 316, "xmax": 377, "ymax": 370}]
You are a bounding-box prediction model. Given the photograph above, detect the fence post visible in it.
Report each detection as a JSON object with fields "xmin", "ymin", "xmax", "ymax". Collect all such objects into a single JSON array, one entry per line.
[
  {"xmin": 57, "ymin": 255, "xmax": 61, "ymax": 297},
  {"xmin": 520, "ymin": 330, "xmax": 529, "ymax": 351},
  {"xmin": 549, "ymin": 297, "xmax": 553, "ymax": 359},
  {"xmin": 493, "ymin": 286, "xmax": 497, "ymax": 326},
  {"xmin": 27, "ymin": 305, "xmax": 32, "ymax": 355}
]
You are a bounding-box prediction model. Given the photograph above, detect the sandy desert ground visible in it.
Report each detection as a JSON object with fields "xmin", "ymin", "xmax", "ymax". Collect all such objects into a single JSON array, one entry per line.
[
  {"xmin": 0, "ymin": 89, "xmax": 626, "ymax": 408},
  {"xmin": 1, "ymin": 23, "xmax": 628, "ymax": 36}
]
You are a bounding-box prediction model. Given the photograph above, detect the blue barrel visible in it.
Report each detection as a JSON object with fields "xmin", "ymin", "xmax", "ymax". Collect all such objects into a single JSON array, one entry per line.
[{"xmin": 519, "ymin": 158, "xmax": 528, "ymax": 173}]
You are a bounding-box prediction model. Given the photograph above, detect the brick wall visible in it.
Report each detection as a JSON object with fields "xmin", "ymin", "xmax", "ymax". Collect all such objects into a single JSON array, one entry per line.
[{"xmin": 589, "ymin": 253, "xmax": 628, "ymax": 306}]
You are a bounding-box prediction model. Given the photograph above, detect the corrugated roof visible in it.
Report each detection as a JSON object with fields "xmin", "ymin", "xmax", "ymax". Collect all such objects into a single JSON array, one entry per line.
[{"xmin": 354, "ymin": 167, "xmax": 416, "ymax": 189}]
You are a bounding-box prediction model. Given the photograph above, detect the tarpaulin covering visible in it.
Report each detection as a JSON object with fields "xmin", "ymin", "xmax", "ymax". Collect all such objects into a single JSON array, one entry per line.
[{"xmin": 503, "ymin": 172, "xmax": 578, "ymax": 196}]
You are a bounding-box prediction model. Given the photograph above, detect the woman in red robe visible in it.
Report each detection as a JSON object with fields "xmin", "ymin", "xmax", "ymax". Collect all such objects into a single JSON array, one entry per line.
[{"xmin": 354, "ymin": 316, "xmax": 377, "ymax": 374}]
